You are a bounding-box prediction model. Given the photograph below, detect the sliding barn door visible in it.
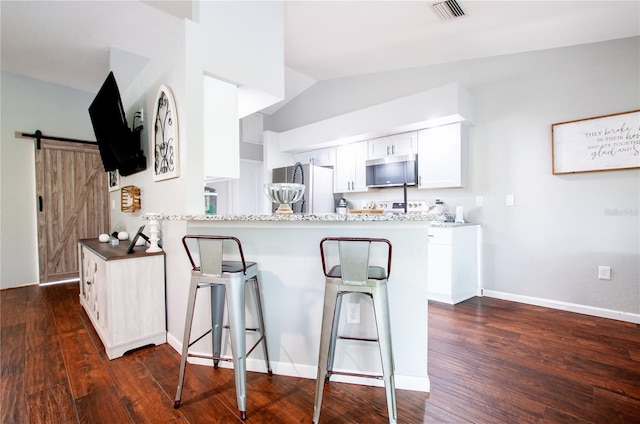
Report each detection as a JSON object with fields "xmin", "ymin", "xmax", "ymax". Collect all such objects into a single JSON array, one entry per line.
[{"xmin": 36, "ymin": 140, "xmax": 110, "ymax": 283}]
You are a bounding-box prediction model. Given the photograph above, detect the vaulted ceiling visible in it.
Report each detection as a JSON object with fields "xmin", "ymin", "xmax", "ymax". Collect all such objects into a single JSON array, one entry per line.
[{"xmin": 2, "ymin": 1, "xmax": 638, "ymax": 113}]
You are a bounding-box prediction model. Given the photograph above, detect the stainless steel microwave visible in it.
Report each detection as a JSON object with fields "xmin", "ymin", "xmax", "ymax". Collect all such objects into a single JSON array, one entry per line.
[{"xmin": 365, "ymin": 154, "xmax": 418, "ymax": 188}]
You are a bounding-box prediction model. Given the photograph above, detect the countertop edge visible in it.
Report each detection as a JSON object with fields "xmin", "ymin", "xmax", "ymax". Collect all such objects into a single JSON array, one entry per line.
[{"xmin": 139, "ymin": 213, "xmax": 478, "ymax": 226}]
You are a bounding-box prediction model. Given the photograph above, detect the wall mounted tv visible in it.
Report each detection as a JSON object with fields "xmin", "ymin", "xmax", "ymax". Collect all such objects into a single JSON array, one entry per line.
[{"xmin": 89, "ymin": 71, "xmax": 146, "ymax": 176}]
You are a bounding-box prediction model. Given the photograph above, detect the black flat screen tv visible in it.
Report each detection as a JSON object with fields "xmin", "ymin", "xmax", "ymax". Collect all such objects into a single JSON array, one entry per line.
[{"xmin": 89, "ymin": 72, "xmax": 146, "ymax": 176}]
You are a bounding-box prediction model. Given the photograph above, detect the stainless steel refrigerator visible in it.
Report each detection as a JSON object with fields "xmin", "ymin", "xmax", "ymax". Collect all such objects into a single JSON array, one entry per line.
[{"xmin": 271, "ymin": 163, "xmax": 334, "ymax": 214}]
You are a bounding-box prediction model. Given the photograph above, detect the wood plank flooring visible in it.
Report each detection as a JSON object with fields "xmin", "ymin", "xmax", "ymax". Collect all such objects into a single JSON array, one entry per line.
[{"xmin": 1, "ymin": 282, "xmax": 639, "ymax": 423}]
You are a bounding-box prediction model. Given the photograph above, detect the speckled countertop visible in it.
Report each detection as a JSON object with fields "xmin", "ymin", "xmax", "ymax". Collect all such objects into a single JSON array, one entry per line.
[{"xmin": 140, "ymin": 212, "xmax": 459, "ymax": 223}]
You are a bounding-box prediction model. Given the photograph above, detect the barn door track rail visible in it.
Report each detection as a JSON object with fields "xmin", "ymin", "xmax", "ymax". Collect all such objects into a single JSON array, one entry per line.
[{"xmin": 16, "ymin": 130, "xmax": 95, "ymax": 149}]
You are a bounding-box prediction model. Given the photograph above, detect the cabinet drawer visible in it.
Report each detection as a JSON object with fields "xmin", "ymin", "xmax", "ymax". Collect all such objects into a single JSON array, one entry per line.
[{"xmin": 428, "ymin": 227, "xmax": 453, "ymax": 244}]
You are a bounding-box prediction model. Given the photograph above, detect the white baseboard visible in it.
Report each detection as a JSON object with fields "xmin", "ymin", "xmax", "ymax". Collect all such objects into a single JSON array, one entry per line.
[
  {"xmin": 166, "ymin": 332, "xmax": 430, "ymax": 392},
  {"xmin": 482, "ymin": 290, "xmax": 640, "ymax": 324},
  {"xmin": 1, "ymin": 281, "xmax": 38, "ymax": 290}
]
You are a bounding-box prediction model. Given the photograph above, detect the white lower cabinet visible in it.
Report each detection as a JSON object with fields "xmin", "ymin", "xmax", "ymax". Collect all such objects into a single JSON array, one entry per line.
[
  {"xmin": 427, "ymin": 225, "xmax": 480, "ymax": 304},
  {"xmin": 78, "ymin": 239, "xmax": 166, "ymax": 359}
]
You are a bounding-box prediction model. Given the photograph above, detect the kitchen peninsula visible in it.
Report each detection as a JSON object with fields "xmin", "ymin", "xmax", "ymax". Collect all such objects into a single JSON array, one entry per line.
[{"xmin": 145, "ymin": 212, "xmax": 433, "ymax": 393}]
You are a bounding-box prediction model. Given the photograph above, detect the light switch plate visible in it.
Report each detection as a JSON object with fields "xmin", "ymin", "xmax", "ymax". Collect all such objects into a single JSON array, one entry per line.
[
  {"xmin": 598, "ymin": 266, "xmax": 611, "ymax": 280},
  {"xmin": 506, "ymin": 194, "xmax": 515, "ymax": 207}
]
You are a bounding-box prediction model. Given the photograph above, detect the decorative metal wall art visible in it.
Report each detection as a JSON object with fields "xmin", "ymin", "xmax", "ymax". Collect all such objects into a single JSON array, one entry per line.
[
  {"xmin": 552, "ymin": 110, "xmax": 640, "ymax": 174},
  {"xmin": 152, "ymin": 85, "xmax": 179, "ymax": 181}
]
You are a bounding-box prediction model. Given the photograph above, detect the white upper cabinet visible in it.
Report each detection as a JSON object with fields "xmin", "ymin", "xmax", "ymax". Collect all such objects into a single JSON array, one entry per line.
[
  {"xmin": 295, "ymin": 147, "xmax": 336, "ymax": 168},
  {"xmin": 417, "ymin": 123, "xmax": 467, "ymax": 189},
  {"xmin": 203, "ymin": 76, "xmax": 240, "ymax": 180},
  {"xmin": 335, "ymin": 142, "xmax": 369, "ymax": 193},
  {"xmin": 368, "ymin": 131, "xmax": 418, "ymax": 160},
  {"xmin": 241, "ymin": 113, "xmax": 264, "ymax": 144}
]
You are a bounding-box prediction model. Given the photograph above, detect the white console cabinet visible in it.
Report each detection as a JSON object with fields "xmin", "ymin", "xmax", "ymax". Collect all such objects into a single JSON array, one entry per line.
[
  {"xmin": 427, "ymin": 225, "xmax": 480, "ymax": 304},
  {"xmin": 78, "ymin": 239, "xmax": 166, "ymax": 359}
]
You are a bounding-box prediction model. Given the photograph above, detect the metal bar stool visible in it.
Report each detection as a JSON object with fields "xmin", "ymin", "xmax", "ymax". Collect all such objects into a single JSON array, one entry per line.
[
  {"xmin": 313, "ymin": 237, "xmax": 397, "ymax": 424},
  {"xmin": 174, "ymin": 235, "xmax": 272, "ymax": 421}
]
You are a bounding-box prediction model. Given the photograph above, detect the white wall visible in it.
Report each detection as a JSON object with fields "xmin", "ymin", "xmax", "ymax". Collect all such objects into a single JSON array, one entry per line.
[
  {"xmin": 269, "ymin": 37, "xmax": 640, "ymax": 317},
  {"xmin": 0, "ymin": 72, "xmax": 98, "ymax": 288}
]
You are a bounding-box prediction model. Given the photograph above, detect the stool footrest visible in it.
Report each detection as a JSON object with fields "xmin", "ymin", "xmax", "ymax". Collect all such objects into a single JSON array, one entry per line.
[
  {"xmin": 327, "ymin": 370, "xmax": 384, "ymax": 380},
  {"xmin": 188, "ymin": 328, "xmax": 262, "ymax": 349},
  {"xmin": 337, "ymin": 335, "xmax": 379, "ymax": 343},
  {"xmin": 224, "ymin": 325, "xmax": 261, "ymax": 332},
  {"xmin": 188, "ymin": 329, "xmax": 213, "ymax": 349},
  {"xmin": 188, "ymin": 352, "xmax": 232, "ymax": 362},
  {"xmin": 186, "ymin": 336, "xmax": 267, "ymax": 363},
  {"xmin": 246, "ymin": 336, "xmax": 266, "ymax": 357}
]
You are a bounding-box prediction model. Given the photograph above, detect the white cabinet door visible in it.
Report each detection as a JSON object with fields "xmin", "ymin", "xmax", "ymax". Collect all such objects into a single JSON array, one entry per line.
[
  {"xmin": 368, "ymin": 132, "xmax": 417, "ymax": 159},
  {"xmin": 417, "ymin": 123, "xmax": 465, "ymax": 189},
  {"xmin": 393, "ymin": 131, "xmax": 418, "ymax": 156},
  {"xmin": 80, "ymin": 246, "xmax": 105, "ymax": 325},
  {"xmin": 295, "ymin": 147, "xmax": 336, "ymax": 168},
  {"xmin": 427, "ymin": 226, "xmax": 479, "ymax": 304},
  {"xmin": 335, "ymin": 142, "xmax": 368, "ymax": 193},
  {"xmin": 241, "ymin": 113, "xmax": 263, "ymax": 144},
  {"xmin": 352, "ymin": 142, "xmax": 369, "ymax": 192},
  {"xmin": 236, "ymin": 161, "xmax": 264, "ymax": 215}
]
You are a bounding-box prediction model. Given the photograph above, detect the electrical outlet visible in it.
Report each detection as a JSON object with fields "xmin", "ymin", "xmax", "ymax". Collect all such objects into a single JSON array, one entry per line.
[
  {"xmin": 598, "ymin": 266, "xmax": 611, "ymax": 280},
  {"xmin": 347, "ymin": 302, "xmax": 360, "ymax": 324},
  {"xmin": 506, "ymin": 194, "xmax": 515, "ymax": 207},
  {"xmin": 475, "ymin": 196, "xmax": 483, "ymax": 207}
]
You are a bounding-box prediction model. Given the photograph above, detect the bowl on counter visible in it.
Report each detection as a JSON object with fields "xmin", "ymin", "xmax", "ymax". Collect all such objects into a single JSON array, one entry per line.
[{"xmin": 264, "ymin": 183, "xmax": 305, "ymax": 214}]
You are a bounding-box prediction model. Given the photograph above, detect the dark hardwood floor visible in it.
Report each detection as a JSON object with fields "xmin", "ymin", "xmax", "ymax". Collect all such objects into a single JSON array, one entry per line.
[{"xmin": 1, "ymin": 282, "xmax": 639, "ymax": 423}]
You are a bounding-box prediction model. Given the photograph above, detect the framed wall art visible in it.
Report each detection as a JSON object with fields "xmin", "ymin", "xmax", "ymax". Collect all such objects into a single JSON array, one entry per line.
[
  {"xmin": 551, "ymin": 110, "xmax": 640, "ymax": 174},
  {"xmin": 152, "ymin": 85, "xmax": 179, "ymax": 181},
  {"xmin": 108, "ymin": 169, "xmax": 120, "ymax": 192}
]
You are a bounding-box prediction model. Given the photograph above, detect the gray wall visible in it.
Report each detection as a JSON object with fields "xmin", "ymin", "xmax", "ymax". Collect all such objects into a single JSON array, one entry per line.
[
  {"xmin": 270, "ymin": 37, "xmax": 640, "ymax": 316},
  {"xmin": 0, "ymin": 72, "xmax": 97, "ymax": 288}
]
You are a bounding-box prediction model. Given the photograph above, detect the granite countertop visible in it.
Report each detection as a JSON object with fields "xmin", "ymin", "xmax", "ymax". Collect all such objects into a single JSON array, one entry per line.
[{"xmin": 140, "ymin": 212, "xmax": 450, "ymax": 222}]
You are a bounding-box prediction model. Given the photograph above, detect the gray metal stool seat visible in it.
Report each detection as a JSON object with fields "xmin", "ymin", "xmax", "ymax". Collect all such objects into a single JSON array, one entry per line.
[
  {"xmin": 174, "ymin": 235, "xmax": 272, "ymax": 421},
  {"xmin": 313, "ymin": 237, "xmax": 397, "ymax": 424}
]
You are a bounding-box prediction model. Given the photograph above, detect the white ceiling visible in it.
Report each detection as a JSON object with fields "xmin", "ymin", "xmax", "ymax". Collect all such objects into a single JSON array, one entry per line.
[{"xmin": 2, "ymin": 1, "xmax": 639, "ymax": 113}]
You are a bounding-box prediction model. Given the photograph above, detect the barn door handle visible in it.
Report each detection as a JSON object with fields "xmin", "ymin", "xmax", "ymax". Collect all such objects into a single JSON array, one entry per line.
[{"xmin": 38, "ymin": 196, "xmax": 43, "ymax": 212}]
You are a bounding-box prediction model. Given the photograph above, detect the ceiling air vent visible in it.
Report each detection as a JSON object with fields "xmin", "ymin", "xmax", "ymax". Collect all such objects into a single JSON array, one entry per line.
[{"xmin": 432, "ymin": 0, "xmax": 466, "ymax": 21}]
